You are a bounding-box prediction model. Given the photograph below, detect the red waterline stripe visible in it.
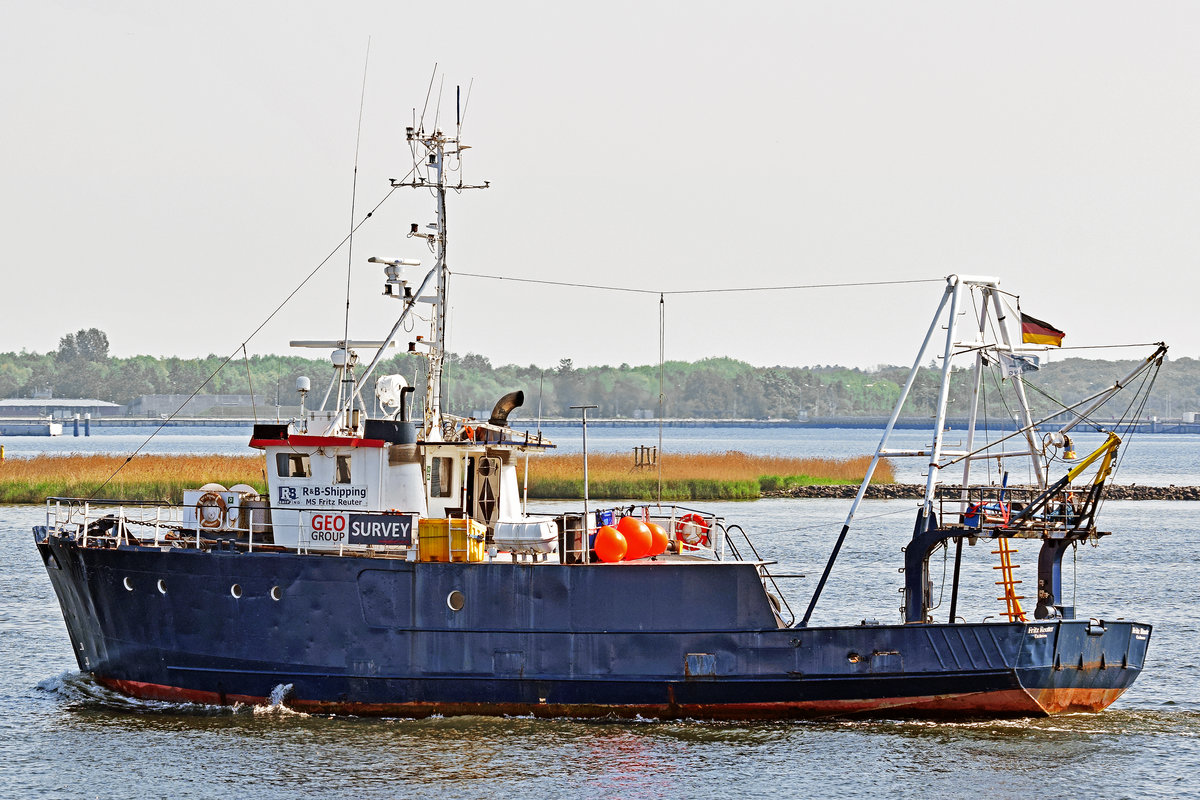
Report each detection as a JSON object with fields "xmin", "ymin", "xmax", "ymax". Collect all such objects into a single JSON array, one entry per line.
[{"xmin": 97, "ymin": 678, "xmax": 1127, "ymax": 719}]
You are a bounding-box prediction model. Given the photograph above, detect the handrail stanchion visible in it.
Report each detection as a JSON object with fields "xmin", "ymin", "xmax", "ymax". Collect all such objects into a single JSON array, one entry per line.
[{"xmin": 570, "ymin": 404, "xmax": 599, "ymax": 565}]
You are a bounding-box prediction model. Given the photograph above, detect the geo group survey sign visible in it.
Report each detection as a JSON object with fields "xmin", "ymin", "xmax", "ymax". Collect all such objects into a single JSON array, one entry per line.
[{"xmin": 304, "ymin": 511, "xmax": 415, "ymax": 546}]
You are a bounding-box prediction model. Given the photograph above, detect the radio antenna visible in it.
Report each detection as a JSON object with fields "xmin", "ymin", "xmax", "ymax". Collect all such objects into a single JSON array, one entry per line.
[
  {"xmin": 432, "ymin": 75, "xmax": 445, "ymax": 132},
  {"xmin": 341, "ymin": 38, "xmax": 371, "ymax": 420},
  {"xmin": 418, "ymin": 63, "xmax": 438, "ymax": 130},
  {"xmin": 459, "ymin": 78, "xmax": 475, "ymax": 131}
]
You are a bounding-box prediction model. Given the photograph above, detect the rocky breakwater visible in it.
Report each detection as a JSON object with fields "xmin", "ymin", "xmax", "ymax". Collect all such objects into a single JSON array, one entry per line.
[{"xmin": 765, "ymin": 484, "xmax": 1200, "ymax": 501}]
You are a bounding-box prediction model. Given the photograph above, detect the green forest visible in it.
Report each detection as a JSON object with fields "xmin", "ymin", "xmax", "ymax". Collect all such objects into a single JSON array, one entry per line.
[{"xmin": 3, "ymin": 328, "xmax": 1196, "ymax": 421}]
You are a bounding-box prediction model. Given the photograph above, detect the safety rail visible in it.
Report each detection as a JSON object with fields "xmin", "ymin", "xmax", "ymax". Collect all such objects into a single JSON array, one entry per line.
[
  {"xmin": 44, "ymin": 498, "xmax": 792, "ymax": 573},
  {"xmin": 934, "ymin": 484, "xmax": 1100, "ymax": 534},
  {"xmin": 721, "ymin": 523, "xmax": 798, "ymax": 627},
  {"xmin": 46, "ymin": 497, "xmax": 422, "ymax": 557},
  {"xmin": 554, "ymin": 503, "xmax": 730, "ymax": 564},
  {"xmin": 46, "ymin": 497, "xmax": 183, "ymax": 548},
  {"xmin": 45, "ymin": 496, "xmax": 277, "ymax": 553}
]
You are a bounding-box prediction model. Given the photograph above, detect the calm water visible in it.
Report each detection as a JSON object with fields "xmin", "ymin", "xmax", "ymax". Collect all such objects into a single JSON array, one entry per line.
[{"xmin": 2, "ymin": 428, "xmax": 1198, "ymax": 798}]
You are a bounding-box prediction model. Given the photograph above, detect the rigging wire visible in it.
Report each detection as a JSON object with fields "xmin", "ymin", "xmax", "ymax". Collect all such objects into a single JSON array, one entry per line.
[
  {"xmin": 453, "ymin": 272, "xmax": 942, "ymax": 296},
  {"xmin": 1054, "ymin": 342, "xmax": 1164, "ymax": 351},
  {"xmin": 981, "ymin": 356, "xmax": 993, "ymax": 485},
  {"xmin": 756, "ymin": 502, "xmax": 921, "ymax": 537},
  {"xmin": 969, "ymin": 289, "xmax": 996, "ymax": 486},
  {"xmin": 1072, "ymin": 542, "xmax": 1078, "ymax": 612},
  {"xmin": 1014, "ymin": 352, "xmax": 1162, "ymax": 520},
  {"xmin": 342, "ymin": 38, "xmax": 371, "ymax": 415},
  {"xmin": 658, "ymin": 292, "xmax": 665, "ymax": 504},
  {"xmin": 1020, "ymin": 374, "xmax": 1127, "ymax": 435},
  {"xmin": 930, "ymin": 541, "xmax": 949, "ymax": 611},
  {"xmin": 86, "ymin": 173, "xmax": 413, "ymax": 500},
  {"xmin": 242, "ymin": 345, "xmax": 258, "ymax": 425},
  {"xmin": 1099, "ymin": 361, "xmax": 1161, "ymax": 517}
]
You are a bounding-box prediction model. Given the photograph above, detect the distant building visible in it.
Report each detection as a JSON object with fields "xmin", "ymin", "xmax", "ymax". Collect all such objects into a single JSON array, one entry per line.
[
  {"xmin": 124, "ymin": 394, "xmax": 259, "ymax": 417},
  {"xmin": 0, "ymin": 397, "xmax": 122, "ymax": 418}
]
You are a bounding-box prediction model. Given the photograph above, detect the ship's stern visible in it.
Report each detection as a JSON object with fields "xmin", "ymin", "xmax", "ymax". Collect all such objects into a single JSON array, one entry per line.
[{"xmin": 1015, "ymin": 619, "xmax": 1151, "ymax": 713}]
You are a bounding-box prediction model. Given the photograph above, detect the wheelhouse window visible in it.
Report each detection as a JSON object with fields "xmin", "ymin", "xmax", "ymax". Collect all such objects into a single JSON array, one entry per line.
[
  {"xmin": 430, "ymin": 457, "xmax": 454, "ymax": 497},
  {"xmin": 335, "ymin": 455, "xmax": 352, "ymax": 484},
  {"xmin": 276, "ymin": 453, "xmax": 311, "ymax": 478}
]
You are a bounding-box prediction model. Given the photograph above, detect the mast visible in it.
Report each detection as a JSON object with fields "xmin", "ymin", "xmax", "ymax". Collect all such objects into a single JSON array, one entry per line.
[
  {"xmin": 326, "ymin": 86, "xmax": 487, "ymax": 441},
  {"xmin": 383, "ymin": 98, "xmax": 488, "ymax": 440},
  {"xmin": 987, "ymin": 289, "xmax": 1046, "ymax": 487},
  {"xmin": 419, "ymin": 130, "xmax": 450, "ymax": 440}
]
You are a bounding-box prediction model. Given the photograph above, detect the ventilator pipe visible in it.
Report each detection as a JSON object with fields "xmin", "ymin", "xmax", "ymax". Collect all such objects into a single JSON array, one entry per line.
[
  {"xmin": 399, "ymin": 386, "xmax": 415, "ymax": 422},
  {"xmin": 489, "ymin": 390, "xmax": 524, "ymax": 428}
]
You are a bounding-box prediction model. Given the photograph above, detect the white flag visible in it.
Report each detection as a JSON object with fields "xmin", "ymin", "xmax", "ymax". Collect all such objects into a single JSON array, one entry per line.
[{"xmin": 999, "ymin": 352, "xmax": 1040, "ymax": 377}]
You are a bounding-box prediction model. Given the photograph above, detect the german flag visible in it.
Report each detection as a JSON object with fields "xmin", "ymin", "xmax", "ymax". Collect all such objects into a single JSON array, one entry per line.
[{"xmin": 1021, "ymin": 313, "xmax": 1065, "ymax": 347}]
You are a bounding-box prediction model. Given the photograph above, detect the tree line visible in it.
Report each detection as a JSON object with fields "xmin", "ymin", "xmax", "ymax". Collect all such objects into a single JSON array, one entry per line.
[{"xmin": 2, "ymin": 328, "xmax": 1196, "ymax": 421}]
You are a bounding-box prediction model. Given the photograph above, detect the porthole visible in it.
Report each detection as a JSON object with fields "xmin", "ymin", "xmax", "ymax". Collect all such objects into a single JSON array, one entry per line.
[
  {"xmin": 270, "ymin": 586, "xmax": 282, "ymax": 601},
  {"xmin": 230, "ymin": 583, "xmax": 243, "ymax": 599},
  {"xmin": 157, "ymin": 579, "xmax": 167, "ymax": 595},
  {"xmin": 123, "ymin": 577, "xmax": 134, "ymax": 591},
  {"xmin": 447, "ymin": 590, "xmax": 465, "ymax": 612}
]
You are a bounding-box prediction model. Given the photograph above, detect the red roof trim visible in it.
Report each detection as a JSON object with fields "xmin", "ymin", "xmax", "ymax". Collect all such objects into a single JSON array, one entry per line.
[{"xmin": 249, "ymin": 435, "xmax": 385, "ymax": 449}]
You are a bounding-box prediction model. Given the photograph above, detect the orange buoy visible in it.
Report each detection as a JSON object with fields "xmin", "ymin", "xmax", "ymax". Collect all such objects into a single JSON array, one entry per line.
[
  {"xmin": 646, "ymin": 522, "xmax": 669, "ymax": 556},
  {"xmin": 617, "ymin": 516, "xmax": 653, "ymax": 560},
  {"xmin": 594, "ymin": 525, "xmax": 627, "ymax": 563}
]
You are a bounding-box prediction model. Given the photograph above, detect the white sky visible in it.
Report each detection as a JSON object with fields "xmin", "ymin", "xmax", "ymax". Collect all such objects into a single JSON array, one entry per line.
[{"xmin": 2, "ymin": 1, "xmax": 1197, "ymax": 369}]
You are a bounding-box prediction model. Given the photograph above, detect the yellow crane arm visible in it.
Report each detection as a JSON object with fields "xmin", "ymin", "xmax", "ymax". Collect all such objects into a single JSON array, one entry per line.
[{"xmin": 1066, "ymin": 432, "xmax": 1121, "ymax": 485}]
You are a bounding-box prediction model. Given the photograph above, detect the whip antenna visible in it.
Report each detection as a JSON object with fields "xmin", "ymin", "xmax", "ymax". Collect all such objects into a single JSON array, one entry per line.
[
  {"xmin": 341, "ymin": 38, "xmax": 371, "ymax": 420},
  {"xmin": 418, "ymin": 63, "xmax": 438, "ymax": 130}
]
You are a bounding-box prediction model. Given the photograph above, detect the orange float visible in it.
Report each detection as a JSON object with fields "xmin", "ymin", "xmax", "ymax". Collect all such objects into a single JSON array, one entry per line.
[
  {"xmin": 646, "ymin": 522, "xmax": 669, "ymax": 556},
  {"xmin": 617, "ymin": 516, "xmax": 653, "ymax": 561},
  {"xmin": 593, "ymin": 525, "xmax": 627, "ymax": 563}
]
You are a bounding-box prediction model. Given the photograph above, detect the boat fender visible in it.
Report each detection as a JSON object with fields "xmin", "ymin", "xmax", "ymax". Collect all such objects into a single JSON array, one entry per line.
[
  {"xmin": 676, "ymin": 513, "xmax": 710, "ymax": 550},
  {"xmin": 195, "ymin": 491, "xmax": 228, "ymax": 529}
]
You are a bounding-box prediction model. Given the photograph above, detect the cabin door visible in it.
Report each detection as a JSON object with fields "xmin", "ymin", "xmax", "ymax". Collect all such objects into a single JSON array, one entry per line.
[{"xmin": 472, "ymin": 456, "xmax": 502, "ymax": 530}]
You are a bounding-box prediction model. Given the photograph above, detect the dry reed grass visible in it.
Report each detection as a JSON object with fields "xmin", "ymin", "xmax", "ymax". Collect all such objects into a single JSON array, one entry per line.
[
  {"xmin": 0, "ymin": 453, "xmax": 266, "ymax": 504},
  {"xmin": 525, "ymin": 451, "xmax": 893, "ymax": 500},
  {"xmin": 0, "ymin": 450, "xmax": 892, "ymax": 504}
]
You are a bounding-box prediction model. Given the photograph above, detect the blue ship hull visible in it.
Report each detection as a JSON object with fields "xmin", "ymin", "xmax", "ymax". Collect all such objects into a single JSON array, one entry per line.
[{"xmin": 34, "ymin": 527, "xmax": 1149, "ymax": 718}]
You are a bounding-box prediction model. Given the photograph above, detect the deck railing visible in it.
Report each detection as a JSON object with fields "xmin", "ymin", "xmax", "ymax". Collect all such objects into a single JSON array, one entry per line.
[{"xmin": 934, "ymin": 485, "xmax": 1100, "ymax": 535}]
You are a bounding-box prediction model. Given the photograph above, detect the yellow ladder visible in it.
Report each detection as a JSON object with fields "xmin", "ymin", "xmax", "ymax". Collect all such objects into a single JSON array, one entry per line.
[{"xmin": 992, "ymin": 537, "xmax": 1027, "ymax": 622}]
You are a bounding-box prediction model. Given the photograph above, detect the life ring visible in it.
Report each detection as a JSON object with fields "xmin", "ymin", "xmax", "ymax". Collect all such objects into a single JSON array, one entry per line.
[
  {"xmin": 195, "ymin": 491, "xmax": 228, "ymax": 529},
  {"xmin": 676, "ymin": 513, "xmax": 710, "ymax": 550}
]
